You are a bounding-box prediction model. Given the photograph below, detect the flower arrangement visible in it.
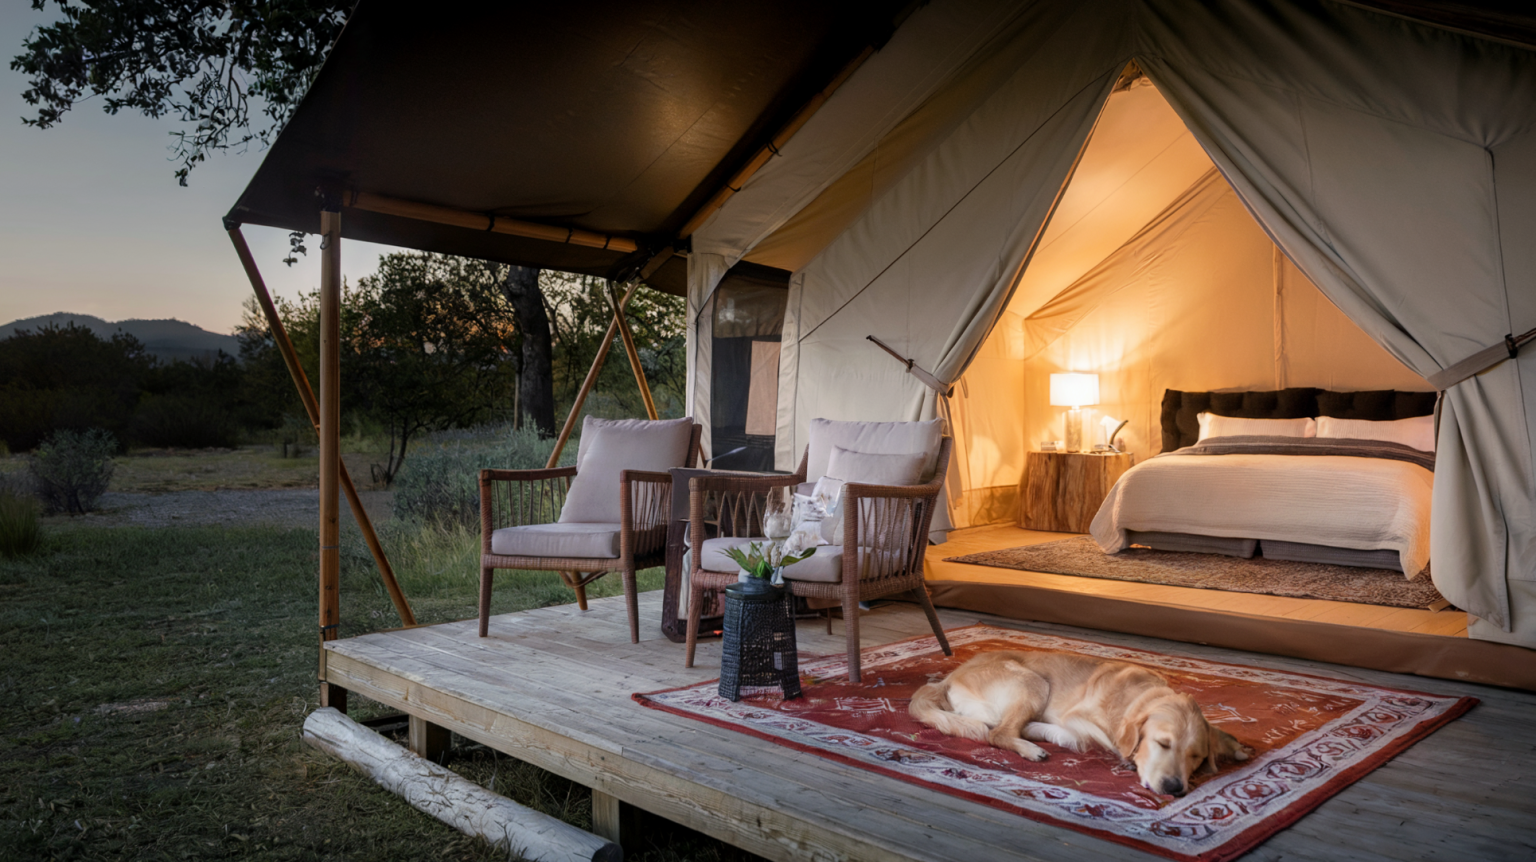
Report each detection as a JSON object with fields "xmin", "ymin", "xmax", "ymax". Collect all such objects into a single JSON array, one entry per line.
[{"xmin": 722, "ymin": 539, "xmax": 816, "ymax": 582}]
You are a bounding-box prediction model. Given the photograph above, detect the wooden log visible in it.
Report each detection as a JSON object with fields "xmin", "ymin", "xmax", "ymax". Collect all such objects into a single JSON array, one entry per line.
[
  {"xmin": 303, "ymin": 708, "xmax": 620, "ymax": 862},
  {"xmin": 319, "ymin": 209, "xmax": 343, "ymax": 668},
  {"xmin": 1018, "ymin": 451, "xmax": 1133, "ymax": 533},
  {"xmin": 228, "ymin": 227, "xmax": 417, "ymax": 628},
  {"xmin": 346, "ymin": 191, "xmax": 637, "ymax": 254},
  {"xmin": 605, "ymin": 280, "xmax": 658, "ymax": 421},
  {"xmin": 546, "ymin": 281, "xmax": 642, "ymax": 469}
]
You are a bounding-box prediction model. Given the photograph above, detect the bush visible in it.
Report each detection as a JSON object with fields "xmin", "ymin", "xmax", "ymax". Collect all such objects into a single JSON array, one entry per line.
[
  {"xmin": 30, "ymin": 428, "xmax": 116, "ymax": 514},
  {"xmin": 130, "ymin": 393, "xmax": 239, "ymax": 449},
  {"xmin": 0, "ymin": 488, "xmax": 41, "ymax": 557},
  {"xmin": 392, "ymin": 424, "xmax": 573, "ymax": 528}
]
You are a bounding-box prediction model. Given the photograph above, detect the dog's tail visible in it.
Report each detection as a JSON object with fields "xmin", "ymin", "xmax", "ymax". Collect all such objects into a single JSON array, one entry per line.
[{"xmin": 908, "ymin": 680, "xmax": 990, "ymax": 741}]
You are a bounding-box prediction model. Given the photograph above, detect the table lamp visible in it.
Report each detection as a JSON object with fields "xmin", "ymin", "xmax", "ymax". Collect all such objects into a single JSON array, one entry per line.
[{"xmin": 1049, "ymin": 373, "xmax": 1099, "ymax": 452}]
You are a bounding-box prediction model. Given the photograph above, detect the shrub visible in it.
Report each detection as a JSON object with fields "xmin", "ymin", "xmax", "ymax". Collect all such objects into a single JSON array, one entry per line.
[
  {"xmin": 0, "ymin": 488, "xmax": 41, "ymax": 557},
  {"xmin": 29, "ymin": 428, "xmax": 116, "ymax": 514},
  {"xmin": 392, "ymin": 424, "xmax": 573, "ymax": 528},
  {"xmin": 129, "ymin": 393, "xmax": 239, "ymax": 449}
]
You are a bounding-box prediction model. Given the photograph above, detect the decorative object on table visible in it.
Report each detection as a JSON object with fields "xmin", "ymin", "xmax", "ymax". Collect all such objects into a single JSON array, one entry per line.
[
  {"xmin": 717, "ymin": 577, "xmax": 802, "ymax": 701},
  {"xmin": 945, "ymin": 535, "xmax": 1448, "ymax": 609},
  {"xmin": 1049, "ymin": 372, "xmax": 1099, "ymax": 452},
  {"xmin": 638, "ymin": 624, "xmax": 1477, "ymax": 862},
  {"xmin": 720, "ymin": 539, "xmax": 816, "ymax": 587},
  {"xmin": 1018, "ymin": 450, "xmax": 1133, "ymax": 533},
  {"xmin": 478, "ymin": 417, "xmax": 701, "ymax": 643},
  {"xmin": 1099, "ymin": 414, "xmax": 1129, "ymax": 452},
  {"xmin": 685, "ymin": 418, "xmax": 955, "ymax": 682}
]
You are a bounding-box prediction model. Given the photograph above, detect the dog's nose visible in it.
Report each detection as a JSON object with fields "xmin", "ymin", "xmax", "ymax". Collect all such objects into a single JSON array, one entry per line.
[{"xmin": 1160, "ymin": 777, "xmax": 1185, "ymax": 796}]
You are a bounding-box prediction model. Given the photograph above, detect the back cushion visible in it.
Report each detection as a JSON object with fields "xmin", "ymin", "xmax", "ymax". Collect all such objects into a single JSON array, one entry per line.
[
  {"xmin": 805, "ymin": 418, "xmax": 943, "ymax": 485},
  {"xmin": 560, "ymin": 417, "xmax": 694, "ymax": 524},
  {"xmin": 825, "ymin": 446, "xmax": 926, "ymax": 486}
]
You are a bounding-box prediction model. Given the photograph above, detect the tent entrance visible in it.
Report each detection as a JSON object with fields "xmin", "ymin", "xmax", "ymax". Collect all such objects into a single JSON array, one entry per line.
[
  {"xmin": 946, "ymin": 74, "xmax": 1431, "ymax": 527},
  {"xmin": 705, "ymin": 263, "xmax": 791, "ymax": 471}
]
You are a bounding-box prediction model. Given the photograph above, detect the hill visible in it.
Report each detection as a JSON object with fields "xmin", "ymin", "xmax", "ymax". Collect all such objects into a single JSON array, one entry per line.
[{"xmin": 0, "ymin": 313, "xmax": 241, "ymax": 364}]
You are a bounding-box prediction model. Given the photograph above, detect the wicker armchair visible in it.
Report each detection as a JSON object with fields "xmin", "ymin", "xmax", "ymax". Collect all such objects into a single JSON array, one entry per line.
[
  {"xmin": 685, "ymin": 436, "xmax": 954, "ymax": 682},
  {"xmin": 479, "ymin": 422, "xmax": 701, "ymax": 643}
]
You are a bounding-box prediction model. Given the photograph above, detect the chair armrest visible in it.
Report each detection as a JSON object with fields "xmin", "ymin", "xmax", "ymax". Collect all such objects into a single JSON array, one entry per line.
[
  {"xmin": 687, "ymin": 473, "xmax": 800, "ymax": 564},
  {"xmin": 479, "ymin": 466, "xmax": 578, "ymax": 548},
  {"xmin": 839, "ymin": 475, "xmax": 945, "ymax": 583}
]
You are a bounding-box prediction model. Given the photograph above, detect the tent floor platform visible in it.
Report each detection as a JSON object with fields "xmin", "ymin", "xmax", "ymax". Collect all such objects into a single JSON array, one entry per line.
[
  {"xmin": 322, "ymin": 592, "xmax": 1536, "ymax": 861},
  {"xmin": 926, "ymin": 525, "xmax": 1536, "ymax": 691}
]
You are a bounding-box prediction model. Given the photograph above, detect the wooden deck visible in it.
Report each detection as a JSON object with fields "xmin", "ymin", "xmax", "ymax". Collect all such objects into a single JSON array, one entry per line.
[{"xmin": 324, "ymin": 591, "xmax": 1536, "ymax": 862}]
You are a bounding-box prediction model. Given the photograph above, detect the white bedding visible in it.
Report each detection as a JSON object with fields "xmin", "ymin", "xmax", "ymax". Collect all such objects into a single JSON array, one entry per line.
[{"xmin": 1089, "ymin": 454, "xmax": 1433, "ymax": 577}]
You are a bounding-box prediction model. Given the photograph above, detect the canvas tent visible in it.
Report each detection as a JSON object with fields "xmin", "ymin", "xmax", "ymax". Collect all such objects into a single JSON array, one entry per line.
[{"xmin": 229, "ymin": 0, "xmax": 1536, "ymax": 656}]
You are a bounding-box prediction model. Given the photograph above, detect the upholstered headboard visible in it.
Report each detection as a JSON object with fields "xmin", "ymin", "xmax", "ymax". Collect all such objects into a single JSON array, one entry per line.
[{"xmin": 1160, "ymin": 388, "xmax": 1437, "ymax": 452}]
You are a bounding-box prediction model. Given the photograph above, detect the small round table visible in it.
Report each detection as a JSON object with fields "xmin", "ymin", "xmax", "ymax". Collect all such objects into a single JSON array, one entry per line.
[{"xmin": 718, "ymin": 579, "xmax": 802, "ymax": 701}]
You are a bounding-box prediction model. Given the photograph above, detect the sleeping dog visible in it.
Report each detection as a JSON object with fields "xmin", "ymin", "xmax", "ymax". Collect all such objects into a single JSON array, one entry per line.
[{"xmin": 909, "ymin": 650, "xmax": 1250, "ymax": 796}]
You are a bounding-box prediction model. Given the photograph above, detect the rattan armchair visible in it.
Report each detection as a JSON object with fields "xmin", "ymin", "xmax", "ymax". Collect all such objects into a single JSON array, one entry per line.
[
  {"xmin": 685, "ymin": 437, "xmax": 954, "ymax": 682},
  {"xmin": 479, "ymin": 423, "xmax": 701, "ymax": 643}
]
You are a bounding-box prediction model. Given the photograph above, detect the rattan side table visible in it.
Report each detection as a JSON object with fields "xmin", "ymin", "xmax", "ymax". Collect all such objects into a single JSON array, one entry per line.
[{"xmin": 718, "ymin": 580, "xmax": 802, "ymax": 701}]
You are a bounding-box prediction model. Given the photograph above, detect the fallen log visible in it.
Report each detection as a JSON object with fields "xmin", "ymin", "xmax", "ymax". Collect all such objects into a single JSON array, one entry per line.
[{"xmin": 303, "ymin": 708, "xmax": 620, "ymax": 862}]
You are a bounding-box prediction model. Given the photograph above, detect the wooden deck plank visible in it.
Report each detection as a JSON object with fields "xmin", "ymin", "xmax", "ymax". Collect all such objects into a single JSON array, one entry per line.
[{"xmin": 324, "ymin": 591, "xmax": 1536, "ymax": 862}]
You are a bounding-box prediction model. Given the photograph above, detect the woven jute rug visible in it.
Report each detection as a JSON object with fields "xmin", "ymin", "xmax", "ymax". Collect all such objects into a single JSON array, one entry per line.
[
  {"xmin": 636, "ymin": 625, "xmax": 1476, "ymax": 862},
  {"xmin": 944, "ymin": 536, "xmax": 1447, "ymax": 610}
]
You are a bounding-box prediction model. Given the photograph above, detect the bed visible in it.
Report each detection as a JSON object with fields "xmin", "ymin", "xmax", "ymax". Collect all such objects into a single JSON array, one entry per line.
[{"xmin": 1089, "ymin": 388, "xmax": 1438, "ymax": 577}]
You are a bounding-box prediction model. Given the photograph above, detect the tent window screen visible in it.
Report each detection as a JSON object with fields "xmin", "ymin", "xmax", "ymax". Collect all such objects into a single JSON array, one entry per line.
[{"xmin": 709, "ymin": 264, "xmax": 790, "ymax": 471}]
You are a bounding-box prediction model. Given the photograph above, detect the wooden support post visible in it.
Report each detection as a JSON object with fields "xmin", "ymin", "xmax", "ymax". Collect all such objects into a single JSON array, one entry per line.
[
  {"xmin": 227, "ymin": 227, "xmax": 417, "ymax": 628},
  {"xmin": 606, "ymin": 279, "xmax": 658, "ymax": 421},
  {"xmin": 590, "ymin": 788, "xmax": 641, "ymax": 853},
  {"xmin": 545, "ymin": 281, "xmax": 643, "ymax": 468},
  {"xmin": 408, "ymin": 715, "xmax": 451, "ymax": 763},
  {"xmin": 319, "ymin": 207, "xmax": 343, "ymax": 693}
]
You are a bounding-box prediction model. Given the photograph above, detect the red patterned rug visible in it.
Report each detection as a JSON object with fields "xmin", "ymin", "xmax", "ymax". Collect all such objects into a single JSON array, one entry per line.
[{"xmin": 635, "ymin": 625, "xmax": 1476, "ymax": 862}]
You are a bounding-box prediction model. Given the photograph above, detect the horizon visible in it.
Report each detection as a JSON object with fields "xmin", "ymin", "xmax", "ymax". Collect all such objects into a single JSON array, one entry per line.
[{"xmin": 0, "ymin": 5, "xmax": 403, "ymax": 336}]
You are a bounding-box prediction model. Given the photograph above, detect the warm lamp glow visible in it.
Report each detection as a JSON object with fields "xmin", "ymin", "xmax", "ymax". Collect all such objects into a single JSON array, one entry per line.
[{"xmin": 1049, "ymin": 373, "xmax": 1099, "ymax": 408}]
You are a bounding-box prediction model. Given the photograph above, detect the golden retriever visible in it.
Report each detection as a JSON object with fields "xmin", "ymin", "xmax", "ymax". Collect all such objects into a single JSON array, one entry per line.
[{"xmin": 909, "ymin": 650, "xmax": 1250, "ymax": 796}]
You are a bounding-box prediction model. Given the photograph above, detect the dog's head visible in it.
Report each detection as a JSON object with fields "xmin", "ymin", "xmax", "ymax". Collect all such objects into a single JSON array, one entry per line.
[{"xmin": 1116, "ymin": 693, "xmax": 1251, "ymax": 797}]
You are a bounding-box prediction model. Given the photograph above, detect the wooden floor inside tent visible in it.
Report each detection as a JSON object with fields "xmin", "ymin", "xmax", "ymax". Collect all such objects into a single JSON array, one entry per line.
[
  {"xmin": 323, "ymin": 591, "xmax": 1536, "ymax": 862},
  {"xmin": 928, "ymin": 525, "xmax": 1469, "ymax": 637}
]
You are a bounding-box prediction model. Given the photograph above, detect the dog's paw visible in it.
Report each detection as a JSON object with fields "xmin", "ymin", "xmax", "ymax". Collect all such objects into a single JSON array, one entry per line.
[
  {"xmin": 1012, "ymin": 741, "xmax": 1049, "ymax": 761},
  {"xmin": 1234, "ymin": 746, "xmax": 1252, "ymax": 762}
]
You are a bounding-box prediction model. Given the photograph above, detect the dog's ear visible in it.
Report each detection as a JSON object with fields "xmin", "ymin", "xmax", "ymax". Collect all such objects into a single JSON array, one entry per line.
[{"xmin": 1114, "ymin": 708, "xmax": 1145, "ymax": 763}]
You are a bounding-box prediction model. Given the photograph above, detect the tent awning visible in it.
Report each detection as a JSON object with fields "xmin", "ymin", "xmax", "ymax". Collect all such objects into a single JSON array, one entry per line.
[{"xmin": 224, "ymin": 0, "xmax": 909, "ymax": 294}]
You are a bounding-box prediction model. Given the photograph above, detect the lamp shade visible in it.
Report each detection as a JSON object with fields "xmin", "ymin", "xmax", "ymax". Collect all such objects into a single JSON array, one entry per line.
[{"xmin": 1049, "ymin": 373, "xmax": 1099, "ymax": 407}]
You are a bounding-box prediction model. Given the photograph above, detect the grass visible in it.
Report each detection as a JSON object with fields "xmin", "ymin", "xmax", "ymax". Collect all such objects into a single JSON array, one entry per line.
[
  {"xmin": 0, "ymin": 520, "xmax": 755, "ymax": 861},
  {"xmin": 0, "ymin": 490, "xmax": 41, "ymax": 557}
]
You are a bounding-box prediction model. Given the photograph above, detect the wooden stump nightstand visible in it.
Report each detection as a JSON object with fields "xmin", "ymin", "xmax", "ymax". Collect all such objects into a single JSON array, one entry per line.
[{"xmin": 1018, "ymin": 451, "xmax": 1134, "ymax": 533}]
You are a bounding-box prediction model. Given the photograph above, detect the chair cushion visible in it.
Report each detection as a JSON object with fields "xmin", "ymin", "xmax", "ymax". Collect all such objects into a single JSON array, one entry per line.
[
  {"xmin": 490, "ymin": 522, "xmax": 622, "ymax": 559},
  {"xmin": 559, "ymin": 416, "xmax": 694, "ymax": 524},
  {"xmin": 782, "ymin": 546, "xmax": 844, "ymax": 583},
  {"xmin": 826, "ymin": 446, "xmax": 925, "ymax": 486},
  {"xmin": 697, "ymin": 536, "xmax": 760, "ymax": 573},
  {"xmin": 805, "ymin": 418, "xmax": 942, "ymax": 485}
]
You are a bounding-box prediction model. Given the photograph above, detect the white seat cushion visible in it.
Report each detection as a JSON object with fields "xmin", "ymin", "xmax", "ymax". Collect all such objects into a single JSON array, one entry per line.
[
  {"xmin": 805, "ymin": 418, "xmax": 942, "ymax": 484},
  {"xmin": 782, "ymin": 546, "xmax": 844, "ymax": 583},
  {"xmin": 826, "ymin": 446, "xmax": 925, "ymax": 487},
  {"xmin": 559, "ymin": 416, "xmax": 693, "ymax": 524},
  {"xmin": 490, "ymin": 522, "xmax": 622, "ymax": 559},
  {"xmin": 697, "ymin": 536, "xmax": 760, "ymax": 573}
]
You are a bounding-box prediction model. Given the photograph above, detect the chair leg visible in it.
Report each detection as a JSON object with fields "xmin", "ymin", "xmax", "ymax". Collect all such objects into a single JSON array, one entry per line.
[
  {"xmin": 685, "ymin": 584, "xmax": 707, "ymax": 668},
  {"xmin": 914, "ymin": 586, "xmax": 952, "ymax": 656},
  {"xmin": 574, "ymin": 577, "xmax": 589, "ymax": 611},
  {"xmin": 478, "ymin": 567, "xmax": 494, "ymax": 638},
  {"xmin": 842, "ymin": 590, "xmax": 863, "ymax": 683},
  {"xmin": 622, "ymin": 567, "xmax": 639, "ymax": 644}
]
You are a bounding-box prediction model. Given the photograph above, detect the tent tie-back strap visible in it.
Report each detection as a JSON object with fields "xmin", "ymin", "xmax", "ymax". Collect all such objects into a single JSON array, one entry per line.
[
  {"xmin": 867, "ymin": 335, "xmax": 954, "ymax": 398},
  {"xmin": 1428, "ymin": 325, "xmax": 1536, "ymax": 391}
]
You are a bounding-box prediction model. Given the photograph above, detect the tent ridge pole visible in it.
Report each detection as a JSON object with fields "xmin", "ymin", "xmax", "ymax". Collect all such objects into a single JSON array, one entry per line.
[
  {"xmin": 226, "ymin": 225, "xmax": 418, "ymax": 630},
  {"xmin": 346, "ymin": 191, "xmax": 638, "ymax": 254}
]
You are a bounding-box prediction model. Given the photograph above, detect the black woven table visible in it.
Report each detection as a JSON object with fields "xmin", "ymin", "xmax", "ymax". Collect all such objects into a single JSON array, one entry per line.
[{"xmin": 718, "ymin": 579, "xmax": 801, "ymax": 701}]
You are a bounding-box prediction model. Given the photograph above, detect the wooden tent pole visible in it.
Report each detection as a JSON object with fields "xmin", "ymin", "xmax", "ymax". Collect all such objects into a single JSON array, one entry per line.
[
  {"xmin": 545, "ymin": 280, "xmax": 643, "ymax": 468},
  {"xmin": 606, "ymin": 280, "xmax": 658, "ymax": 421},
  {"xmin": 344, "ymin": 191, "xmax": 638, "ymax": 254},
  {"xmin": 318, "ymin": 207, "xmax": 344, "ymax": 709},
  {"xmin": 227, "ymin": 226, "xmax": 417, "ymax": 628}
]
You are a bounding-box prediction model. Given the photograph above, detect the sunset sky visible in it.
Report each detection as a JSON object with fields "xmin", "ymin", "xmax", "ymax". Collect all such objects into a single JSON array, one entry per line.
[{"xmin": 0, "ymin": 5, "xmax": 400, "ymax": 335}]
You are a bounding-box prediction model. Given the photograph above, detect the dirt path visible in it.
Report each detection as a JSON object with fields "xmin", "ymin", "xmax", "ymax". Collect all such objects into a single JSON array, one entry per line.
[{"xmin": 56, "ymin": 488, "xmax": 395, "ymax": 530}]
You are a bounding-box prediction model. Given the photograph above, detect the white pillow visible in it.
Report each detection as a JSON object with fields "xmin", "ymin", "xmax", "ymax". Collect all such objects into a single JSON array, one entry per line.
[
  {"xmin": 825, "ymin": 446, "xmax": 925, "ymax": 486},
  {"xmin": 1197, "ymin": 413, "xmax": 1316, "ymax": 442},
  {"xmin": 559, "ymin": 417, "xmax": 693, "ymax": 523},
  {"xmin": 1316, "ymin": 415, "xmax": 1435, "ymax": 452}
]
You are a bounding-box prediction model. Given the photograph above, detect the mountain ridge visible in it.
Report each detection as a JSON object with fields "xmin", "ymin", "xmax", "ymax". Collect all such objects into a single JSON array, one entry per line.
[{"xmin": 0, "ymin": 312, "xmax": 241, "ymax": 363}]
